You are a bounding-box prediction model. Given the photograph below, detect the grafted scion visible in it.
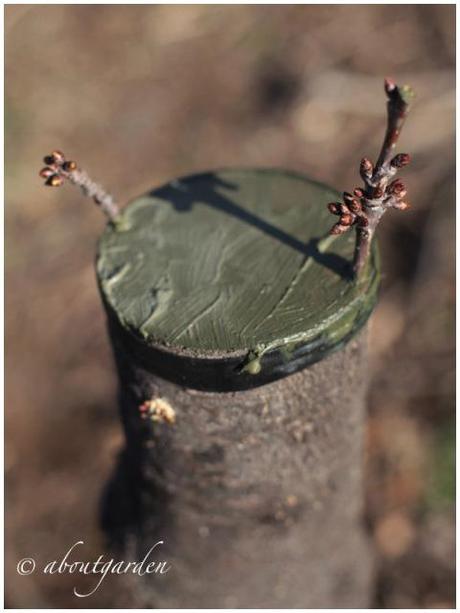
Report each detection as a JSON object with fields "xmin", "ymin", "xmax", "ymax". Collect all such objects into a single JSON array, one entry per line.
[
  {"xmin": 39, "ymin": 150, "xmax": 120, "ymax": 223},
  {"xmin": 327, "ymin": 79, "xmax": 414, "ymax": 277}
]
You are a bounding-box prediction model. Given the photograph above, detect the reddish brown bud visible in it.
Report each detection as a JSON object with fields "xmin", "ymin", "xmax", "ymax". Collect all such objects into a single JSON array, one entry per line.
[
  {"xmin": 384, "ymin": 77, "xmax": 396, "ymax": 95},
  {"xmin": 360, "ymin": 158, "xmax": 373, "ymax": 181},
  {"xmin": 327, "ymin": 202, "xmax": 340, "ymax": 215},
  {"xmin": 348, "ymin": 199, "xmax": 362, "ymax": 214},
  {"xmin": 63, "ymin": 160, "xmax": 77, "ymax": 171},
  {"xmin": 39, "ymin": 167, "xmax": 54, "ymax": 179},
  {"xmin": 387, "ymin": 179, "xmax": 406, "ymax": 197},
  {"xmin": 327, "ymin": 202, "xmax": 346, "ymax": 215},
  {"xmin": 353, "ymin": 188, "xmax": 364, "ymax": 198},
  {"xmin": 340, "ymin": 213, "xmax": 354, "ymax": 227},
  {"xmin": 373, "ymin": 186, "xmax": 384, "ymax": 199},
  {"xmin": 46, "ymin": 175, "xmax": 63, "ymax": 187},
  {"xmin": 392, "ymin": 200, "xmax": 411, "ymax": 211},
  {"xmin": 51, "ymin": 150, "xmax": 65, "ymax": 164},
  {"xmin": 391, "ymin": 153, "xmax": 411, "ymax": 168}
]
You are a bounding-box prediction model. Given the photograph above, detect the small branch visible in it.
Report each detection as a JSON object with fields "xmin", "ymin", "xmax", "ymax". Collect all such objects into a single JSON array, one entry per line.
[
  {"xmin": 39, "ymin": 151, "xmax": 120, "ymax": 223},
  {"xmin": 374, "ymin": 79, "xmax": 413, "ymax": 174},
  {"xmin": 326, "ymin": 78, "xmax": 414, "ymax": 278}
]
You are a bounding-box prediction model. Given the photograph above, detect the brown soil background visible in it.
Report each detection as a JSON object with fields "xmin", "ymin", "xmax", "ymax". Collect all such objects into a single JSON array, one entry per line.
[{"xmin": 5, "ymin": 5, "xmax": 455, "ymax": 608}]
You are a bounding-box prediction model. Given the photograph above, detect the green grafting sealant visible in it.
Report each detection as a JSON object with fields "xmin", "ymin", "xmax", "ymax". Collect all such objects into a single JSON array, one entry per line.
[{"xmin": 97, "ymin": 168, "xmax": 379, "ymax": 391}]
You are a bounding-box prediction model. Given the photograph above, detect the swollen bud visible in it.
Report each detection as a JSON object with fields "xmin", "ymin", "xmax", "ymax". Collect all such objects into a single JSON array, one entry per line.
[
  {"xmin": 360, "ymin": 157, "xmax": 373, "ymax": 179},
  {"xmin": 46, "ymin": 175, "xmax": 63, "ymax": 187},
  {"xmin": 340, "ymin": 213, "xmax": 354, "ymax": 227},
  {"xmin": 391, "ymin": 153, "xmax": 411, "ymax": 168},
  {"xmin": 39, "ymin": 167, "xmax": 54, "ymax": 179},
  {"xmin": 328, "ymin": 202, "xmax": 342, "ymax": 216},
  {"xmin": 387, "ymin": 179, "xmax": 407, "ymax": 197},
  {"xmin": 392, "ymin": 200, "xmax": 411, "ymax": 211},
  {"xmin": 63, "ymin": 160, "xmax": 77, "ymax": 171},
  {"xmin": 384, "ymin": 77, "xmax": 396, "ymax": 95},
  {"xmin": 51, "ymin": 150, "xmax": 65, "ymax": 164},
  {"xmin": 348, "ymin": 198, "xmax": 362, "ymax": 214}
]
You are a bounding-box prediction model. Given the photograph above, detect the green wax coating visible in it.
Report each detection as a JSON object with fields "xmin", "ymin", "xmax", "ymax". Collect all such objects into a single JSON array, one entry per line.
[{"xmin": 97, "ymin": 169, "xmax": 378, "ymax": 359}]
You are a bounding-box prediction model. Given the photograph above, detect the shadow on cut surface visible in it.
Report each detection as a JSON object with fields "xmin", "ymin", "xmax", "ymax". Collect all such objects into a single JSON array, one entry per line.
[{"xmin": 150, "ymin": 173, "xmax": 352, "ymax": 280}]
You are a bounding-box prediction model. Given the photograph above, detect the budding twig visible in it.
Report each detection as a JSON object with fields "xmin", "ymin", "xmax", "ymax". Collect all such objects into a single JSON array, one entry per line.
[
  {"xmin": 327, "ymin": 79, "xmax": 414, "ymax": 278},
  {"xmin": 39, "ymin": 151, "xmax": 120, "ymax": 223}
]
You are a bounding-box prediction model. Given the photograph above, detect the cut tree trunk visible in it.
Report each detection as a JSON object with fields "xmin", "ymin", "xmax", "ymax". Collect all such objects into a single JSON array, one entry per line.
[{"xmin": 97, "ymin": 168, "xmax": 379, "ymax": 608}]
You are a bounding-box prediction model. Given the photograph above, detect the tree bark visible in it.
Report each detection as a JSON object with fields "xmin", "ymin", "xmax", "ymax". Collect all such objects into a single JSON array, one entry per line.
[{"xmin": 102, "ymin": 324, "xmax": 374, "ymax": 608}]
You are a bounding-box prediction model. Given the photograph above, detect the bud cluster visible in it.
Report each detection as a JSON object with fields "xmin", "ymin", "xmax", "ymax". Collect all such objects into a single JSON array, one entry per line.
[
  {"xmin": 328, "ymin": 193, "xmax": 369, "ymax": 236},
  {"xmin": 39, "ymin": 150, "xmax": 78, "ymax": 187},
  {"xmin": 327, "ymin": 78, "xmax": 413, "ymax": 246},
  {"xmin": 327, "ymin": 149, "xmax": 411, "ymax": 237}
]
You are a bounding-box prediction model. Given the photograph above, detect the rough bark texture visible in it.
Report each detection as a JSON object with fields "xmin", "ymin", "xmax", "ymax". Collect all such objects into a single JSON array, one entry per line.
[{"xmin": 102, "ymin": 327, "xmax": 374, "ymax": 608}]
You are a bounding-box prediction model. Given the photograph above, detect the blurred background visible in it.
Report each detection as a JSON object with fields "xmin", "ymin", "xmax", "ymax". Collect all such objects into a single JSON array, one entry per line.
[{"xmin": 5, "ymin": 4, "xmax": 455, "ymax": 608}]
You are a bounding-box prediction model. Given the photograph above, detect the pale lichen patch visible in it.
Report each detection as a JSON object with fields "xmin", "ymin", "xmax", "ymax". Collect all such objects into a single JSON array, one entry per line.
[{"xmin": 139, "ymin": 397, "xmax": 176, "ymax": 425}]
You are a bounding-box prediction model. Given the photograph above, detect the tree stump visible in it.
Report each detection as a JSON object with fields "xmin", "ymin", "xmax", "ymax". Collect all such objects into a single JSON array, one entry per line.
[{"xmin": 97, "ymin": 168, "xmax": 379, "ymax": 608}]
